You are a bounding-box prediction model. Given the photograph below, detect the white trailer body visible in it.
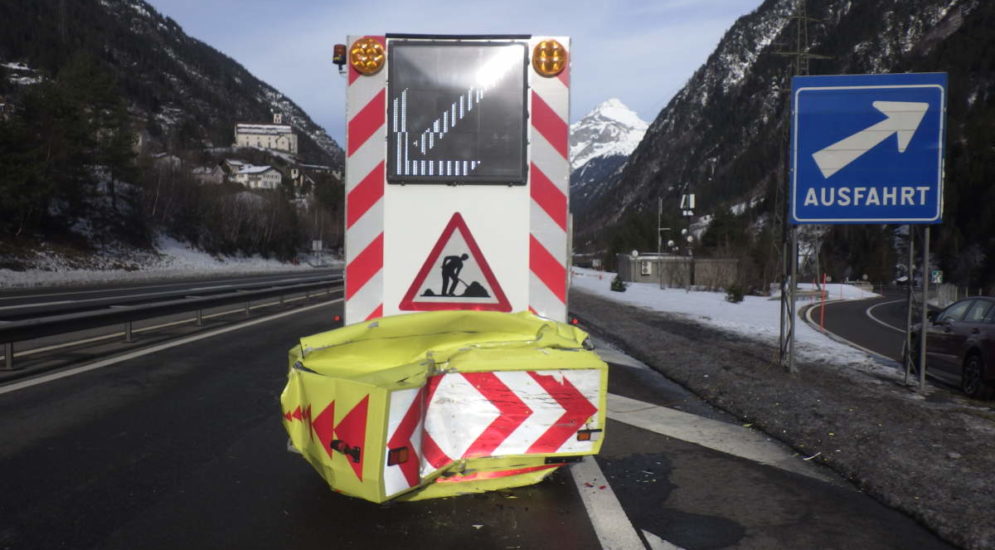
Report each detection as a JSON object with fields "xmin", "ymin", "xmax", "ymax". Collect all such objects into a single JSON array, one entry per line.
[{"xmin": 343, "ymin": 34, "xmax": 571, "ymax": 324}]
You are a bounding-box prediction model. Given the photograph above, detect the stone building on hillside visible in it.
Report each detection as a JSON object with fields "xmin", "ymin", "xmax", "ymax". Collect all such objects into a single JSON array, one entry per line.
[
  {"xmin": 232, "ymin": 164, "xmax": 282, "ymax": 190},
  {"xmin": 234, "ymin": 113, "xmax": 298, "ymax": 155}
]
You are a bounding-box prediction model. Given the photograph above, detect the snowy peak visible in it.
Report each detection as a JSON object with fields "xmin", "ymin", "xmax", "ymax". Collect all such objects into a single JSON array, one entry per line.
[
  {"xmin": 583, "ymin": 98, "xmax": 649, "ymax": 130},
  {"xmin": 570, "ymin": 98, "xmax": 648, "ymax": 169}
]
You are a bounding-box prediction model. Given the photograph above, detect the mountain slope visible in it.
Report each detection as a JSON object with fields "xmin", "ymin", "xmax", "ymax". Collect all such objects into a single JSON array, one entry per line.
[
  {"xmin": 583, "ymin": 0, "xmax": 995, "ymax": 288},
  {"xmin": 0, "ymin": 0, "xmax": 342, "ymax": 166},
  {"xmin": 569, "ymin": 99, "xmax": 648, "ymax": 222}
]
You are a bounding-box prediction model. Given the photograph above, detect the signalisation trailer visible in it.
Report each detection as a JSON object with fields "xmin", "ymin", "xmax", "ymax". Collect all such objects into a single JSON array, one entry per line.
[{"xmin": 281, "ymin": 34, "xmax": 608, "ymax": 503}]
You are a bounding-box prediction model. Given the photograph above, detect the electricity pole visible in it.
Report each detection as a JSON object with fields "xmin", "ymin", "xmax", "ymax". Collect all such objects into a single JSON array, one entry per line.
[{"xmin": 773, "ymin": 0, "xmax": 831, "ymax": 372}]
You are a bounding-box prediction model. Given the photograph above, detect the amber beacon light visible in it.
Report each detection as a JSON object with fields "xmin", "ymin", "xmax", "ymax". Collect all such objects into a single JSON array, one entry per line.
[
  {"xmin": 350, "ymin": 37, "xmax": 385, "ymax": 75},
  {"xmin": 532, "ymin": 39, "xmax": 567, "ymax": 77}
]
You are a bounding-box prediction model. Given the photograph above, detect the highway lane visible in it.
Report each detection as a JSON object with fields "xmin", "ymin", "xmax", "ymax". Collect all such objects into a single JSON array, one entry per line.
[
  {"xmin": 0, "ymin": 283, "xmax": 342, "ymax": 380},
  {"xmin": 0, "ymin": 302, "xmax": 953, "ymax": 549},
  {"xmin": 0, "ymin": 299, "xmax": 599, "ymax": 550}
]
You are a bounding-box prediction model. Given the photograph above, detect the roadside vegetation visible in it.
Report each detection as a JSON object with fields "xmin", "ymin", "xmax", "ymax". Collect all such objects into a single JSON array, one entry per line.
[{"xmin": 0, "ymin": 54, "xmax": 343, "ymax": 267}]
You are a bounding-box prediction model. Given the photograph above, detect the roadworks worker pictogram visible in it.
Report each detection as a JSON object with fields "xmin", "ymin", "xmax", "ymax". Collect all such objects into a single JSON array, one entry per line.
[
  {"xmin": 280, "ymin": 310, "xmax": 608, "ymax": 503},
  {"xmin": 400, "ymin": 212, "xmax": 511, "ymax": 312}
]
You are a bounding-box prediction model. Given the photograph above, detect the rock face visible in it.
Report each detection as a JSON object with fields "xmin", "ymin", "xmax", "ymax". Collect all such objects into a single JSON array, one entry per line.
[
  {"xmin": 0, "ymin": 0, "xmax": 342, "ymax": 166},
  {"xmin": 569, "ymin": 98, "xmax": 648, "ymax": 226},
  {"xmin": 576, "ymin": 0, "xmax": 993, "ymax": 250}
]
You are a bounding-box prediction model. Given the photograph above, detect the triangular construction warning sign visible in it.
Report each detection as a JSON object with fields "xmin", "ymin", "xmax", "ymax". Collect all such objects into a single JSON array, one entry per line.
[{"xmin": 399, "ymin": 212, "xmax": 511, "ymax": 312}]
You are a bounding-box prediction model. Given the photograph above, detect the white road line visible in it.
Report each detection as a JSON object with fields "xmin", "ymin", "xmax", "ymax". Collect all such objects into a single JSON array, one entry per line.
[
  {"xmin": 606, "ymin": 393, "xmax": 834, "ymax": 483},
  {"xmin": 0, "ymin": 298, "xmax": 342, "ymax": 396},
  {"xmin": 591, "ymin": 337, "xmax": 652, "ymax": 371},
  {"xmin": 570, "ymin": 456, "xmax": 647, "ymax": 550},
  {"xmin": 642, "ymin": 530, "xmax": 685, "ymax": 550},
  {"xmin": 866, "ymin": 299, "xmax": 908, "ymax": 333},
  {"xmin": 802, "ymin": 303, "xmax": 896, "ymax": 362}
]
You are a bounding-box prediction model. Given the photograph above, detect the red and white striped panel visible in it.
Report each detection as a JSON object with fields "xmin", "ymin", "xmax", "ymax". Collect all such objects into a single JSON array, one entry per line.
[
  {"xmin": 345, "ymin": 35, "xmax": 387, "ymax": 324},
  {"xmin": 382, "ymin": 368, "xmax": 601, "ymax": 496},
  {"xmin": 383, "ymin": 387, "xmax": 424, "ymax": 498},
  {"xmin": 528, "ymin": 37, "xmax": 571, "ymax": 322},
  {"xmin": 419, "ymin": 369, "xmax": 599, "ymax": 478}
]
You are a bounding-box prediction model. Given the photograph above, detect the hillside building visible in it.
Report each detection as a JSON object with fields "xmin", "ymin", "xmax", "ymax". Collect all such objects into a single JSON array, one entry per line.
[
  {"xmin": 191, "ymin": 165, "xmax": 225, "ymax": 185},
  {"xmin": 232, "ymin": 164, "xmax": 282, "ymax": 190},
  {"xmin": 234, "ymin": 113, "xmax": 298, "ymax": 155},
  {"xmin": 615, "ymin": 252, "xmax": 738, "ymax": 290},
  {"xmin": 0, "ymin": 97, "xmax": 14, "ymax": 121}
]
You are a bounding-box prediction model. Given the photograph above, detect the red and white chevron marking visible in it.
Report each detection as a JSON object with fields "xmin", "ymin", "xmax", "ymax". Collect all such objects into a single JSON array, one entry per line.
[
  {"xmin": 528, "ymin": 37, "xmax": 571, "ymax": 321},
  {"xmin": 383, "ymin": 387, "xmax": 424, "ymax": 497},
  {"xmin": 285, "ymin": 397, "xmax": 371, "ymax": 482},
  {"xmin": 383, "ymin": 367, "xmax": 600, "ymax": 496},
  {"xmin": 344, "ymin": 35, "xmax": 387, "ymax": 323}
]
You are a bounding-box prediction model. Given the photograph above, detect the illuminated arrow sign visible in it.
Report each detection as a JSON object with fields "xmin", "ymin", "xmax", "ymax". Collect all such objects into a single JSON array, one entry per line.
[
  {"xmin": 791, "ymin": 73, "xmax": 946, "ymax": 224},
  {"xmin": 812, "ymin": 101, "xmax": 928, "ymax": 179},
  {"xmin": 386, "ymin": 41, "xmax": 528, "ymax": 184}
]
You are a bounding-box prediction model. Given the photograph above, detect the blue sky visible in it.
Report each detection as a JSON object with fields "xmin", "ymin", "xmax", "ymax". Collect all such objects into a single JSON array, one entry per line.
[{"xmin": 144, "ymin": 0, "xmax": 765, "ymax": 145}]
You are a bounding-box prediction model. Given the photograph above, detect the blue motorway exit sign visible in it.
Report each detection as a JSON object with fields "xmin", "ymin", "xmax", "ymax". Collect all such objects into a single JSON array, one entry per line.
[{"xmin": 791, "ymin": 73, "xmax": 947, "ymax": 224}]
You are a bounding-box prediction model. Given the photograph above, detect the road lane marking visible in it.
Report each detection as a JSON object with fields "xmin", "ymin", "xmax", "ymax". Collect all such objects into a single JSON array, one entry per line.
[
  {"xmin": 606, "ymin": 393, "xmax": 835, "ymax": 483},
  {"xmin": 591, "ymin": 337, "xmax": 652, "ymax": 371},
  {"xmin": 643, "ymin": 530, "xmax": 685, "ymax": 550},
  {"xmin": 866, "ymin": 299, "xmax": 908, "ymax": 333},
  {"xmin": 0, "ymin": 298, "xmax": 342, "ymax": 396},
  {"xmin": 802, "ymin": 302, "xmax": 896, "ymax": 362},
  {"xmin": 570, "ymin": 456, "xmax": 647, "ymax": 550}
]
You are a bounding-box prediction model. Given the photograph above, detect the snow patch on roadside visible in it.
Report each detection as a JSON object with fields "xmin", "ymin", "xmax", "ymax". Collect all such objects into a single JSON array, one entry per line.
[
  {"xmin": 571, "ymin": 268, "xmax": 893, "ymax": 377},
  {"xmin": 0, "ymin": 236, "xmax": 340, "ymax": 289}
]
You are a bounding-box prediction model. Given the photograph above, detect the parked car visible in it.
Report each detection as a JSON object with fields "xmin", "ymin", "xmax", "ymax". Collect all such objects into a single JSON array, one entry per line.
[{"xmin": 907, "ymin": 297, "xmax": 995, "ymax": 399}]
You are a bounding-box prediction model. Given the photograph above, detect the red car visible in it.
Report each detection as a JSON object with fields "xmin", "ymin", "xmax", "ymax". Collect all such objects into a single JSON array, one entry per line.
[{"xmin": 908, "ymin": 297, "xmax": 995, "ymax": 399}]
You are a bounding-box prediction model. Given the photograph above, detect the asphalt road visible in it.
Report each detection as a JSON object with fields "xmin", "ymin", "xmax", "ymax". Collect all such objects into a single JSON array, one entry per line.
[
  {"xmin": 0, "ymin": 297, "xmax": 953, "ymax": 549},
  {"xmin": 810, "ymin": 290, "xmax": 911, "ymax": 361}
]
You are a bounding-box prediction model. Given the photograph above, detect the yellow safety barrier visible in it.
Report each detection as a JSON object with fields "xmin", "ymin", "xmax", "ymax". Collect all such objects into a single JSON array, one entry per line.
[{"xmin": 281, "ymin": 310, "xmax": 608, "ymax": 502}]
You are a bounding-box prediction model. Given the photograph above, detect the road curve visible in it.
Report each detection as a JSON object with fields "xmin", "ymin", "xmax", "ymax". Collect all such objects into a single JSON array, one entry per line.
[{"xmin": 809, "ymin": 293, "xmax": 910, "ymax": 361}]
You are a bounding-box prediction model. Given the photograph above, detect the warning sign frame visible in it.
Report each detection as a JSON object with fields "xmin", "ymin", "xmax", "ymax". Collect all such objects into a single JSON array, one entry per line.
[
  {"xmin": 344, "ymin": 34, "xmax": 571, "ymax": 324},
  {"xmin": 399, "ymin": 212, "xmax": 511, "ymax": 312}
]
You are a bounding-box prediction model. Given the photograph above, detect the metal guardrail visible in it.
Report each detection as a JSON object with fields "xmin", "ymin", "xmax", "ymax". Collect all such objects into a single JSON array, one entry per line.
[
  {"xmin": 0, "ymin": 275, "xmax": 340, "ymax": 321},
  {"xmin": 1, "ymin": 278, "xmax": 343, "ymax": 370}
]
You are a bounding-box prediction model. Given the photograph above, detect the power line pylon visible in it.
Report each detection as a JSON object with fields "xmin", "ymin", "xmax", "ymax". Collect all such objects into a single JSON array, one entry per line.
[{"xmin": 773, "ymin": 0, "xmax": 831, "ymax": 372}]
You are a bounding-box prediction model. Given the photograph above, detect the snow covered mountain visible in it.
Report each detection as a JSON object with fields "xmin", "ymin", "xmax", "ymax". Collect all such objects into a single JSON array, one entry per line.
[
  {"xmin": 571, "ymin": 98, "xmax": 648, "ymax": 169},
  {"xmin": 569, "ymin": 99, "xmax": 648, "ymax": 221},
  {"xmin": 571, "ymin": 0, "xmax": 995, "ymax": 284}
]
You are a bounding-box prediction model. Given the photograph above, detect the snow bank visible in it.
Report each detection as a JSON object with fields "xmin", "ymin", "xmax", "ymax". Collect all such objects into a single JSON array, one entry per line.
[
  {"xmin": 0, "ymin": 236, "xmax": 340, "ymax": 289},
  {"xmin": 571, "ymin": 268, "xmax": 893, "ymax": 375}
]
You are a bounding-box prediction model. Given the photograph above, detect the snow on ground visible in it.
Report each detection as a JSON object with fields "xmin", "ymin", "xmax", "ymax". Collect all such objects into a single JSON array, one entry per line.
[
  {"xmin": 571, "ymin": 268, "xmax": 897, "ymax": 377},
  {"xmin": 0, "ymin": 236, "xmax": 341, "ymax": 289}
]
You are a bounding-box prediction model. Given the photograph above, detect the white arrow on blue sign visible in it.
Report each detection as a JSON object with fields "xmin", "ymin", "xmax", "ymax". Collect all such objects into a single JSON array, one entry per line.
[{"xmin": 790, "ymin": 73, "xmax": 947, "ymax": 224}]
